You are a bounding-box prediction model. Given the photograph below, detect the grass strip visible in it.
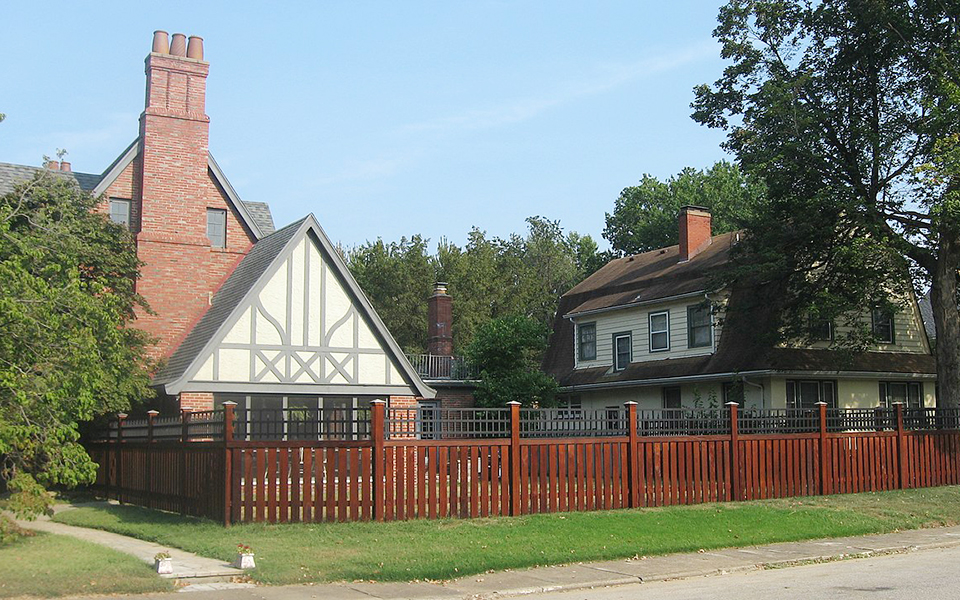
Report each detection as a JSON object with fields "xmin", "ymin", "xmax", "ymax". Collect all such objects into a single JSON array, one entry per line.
[
  {"xmin": 54, "ymin": 486, "xmax": 960, "ymax": 585},
  {"xmin": 0, "ymin": 531, "xmax": 173, "ymax": 598}
]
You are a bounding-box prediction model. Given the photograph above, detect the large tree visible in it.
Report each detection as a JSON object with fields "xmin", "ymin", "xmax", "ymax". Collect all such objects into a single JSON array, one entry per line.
[
  {"xmin": 692, "ymin": 0, "xmax": 960, "ymax": 406},
  {"xmin": 0, "ymin": 172, "xmax": 154, "ymax": 515},
  {"xmin": 603, "ymin": 161, "xmax": 765, "ymax": 255}
]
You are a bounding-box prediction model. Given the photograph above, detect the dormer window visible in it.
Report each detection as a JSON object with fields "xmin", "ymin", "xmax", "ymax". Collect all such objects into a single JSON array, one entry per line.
[
  {"xmin": 687, "ymin": 303, "xmax": 712, "ymax": 348},
  {"xmin": 578, "ymin": 322, "xmax": 596, "ymax": 362},
  {"xmin": 871, "ymin": 308, "xmax": 895, "ymax": 344},
  {"xmin": 614, "ymin": 332, "xmax": 631, "ymax": 371},
  {"xmin": 649, "ymin": 310, "xmax": 670, "ymax": 352},
  {"xmin": 207, "ymin": 208, "xmax": 226, "ymax": 248}
]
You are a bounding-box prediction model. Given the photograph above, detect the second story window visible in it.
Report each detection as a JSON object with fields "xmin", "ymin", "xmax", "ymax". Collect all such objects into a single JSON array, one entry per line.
[
  {"xmin": 871, "ymin": 308, "xmax": 895, "ymax": 344},
  {"xmin": 808, "ymin": 315, "xmax": 834, "ymax": 342},
  {"xmin": 614, "ymin": 332, "xmax": 631, "ymax": 371},
  {"xmin": 109, "ymin": 198, "xmax": 131, "ymax": 228},
  {"xmin": 649, "ymin": 310, "xmax": 670, "ymax": 352},
  {"xmin": 578, "ymin": 322, "xmax": 596, "ymax": 362},
  {"xmin": 687, "ymin": 303, "xmax": 712, "ymax": 348},
  {"xmin": 207, "ymin": 208, "xmax": 227, "ymax": 248}
]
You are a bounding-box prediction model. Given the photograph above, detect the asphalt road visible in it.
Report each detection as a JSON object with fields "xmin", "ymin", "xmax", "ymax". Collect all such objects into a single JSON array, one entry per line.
[{"xmin": 520, "ymin": 545, "xmax": 960, "ymax": 600}]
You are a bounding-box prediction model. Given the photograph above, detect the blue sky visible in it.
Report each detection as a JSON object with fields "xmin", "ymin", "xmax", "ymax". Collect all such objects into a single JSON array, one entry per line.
[{"xmin": 0, "ymin": 1, "xmax": 732, "ymax": 250}]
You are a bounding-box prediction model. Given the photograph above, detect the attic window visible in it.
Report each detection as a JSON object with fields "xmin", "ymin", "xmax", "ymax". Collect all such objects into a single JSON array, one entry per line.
[
  {"xmin": 109, "ymin": 198, "xmax": 131, "ymax": 228},
  {"xmin": 207, "ymin": 208, "xmax": 227, "ymax": 248}
]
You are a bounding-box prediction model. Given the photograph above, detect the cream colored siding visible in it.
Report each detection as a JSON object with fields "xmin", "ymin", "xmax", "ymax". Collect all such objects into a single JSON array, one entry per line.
[
  {"xmin": 767, "ymin": 377, "xmax": 935, "ymax": 409},
  {"xmin": 574, "ymin": 295, "xmax": 724, "ymax": 370},
  {"xmin": 789, "ymin": 300, "xmax": 929, "ymax": 354},
  {"xmin": 576, "ymin": 379, "xmax": 766, "ymax": 412}
]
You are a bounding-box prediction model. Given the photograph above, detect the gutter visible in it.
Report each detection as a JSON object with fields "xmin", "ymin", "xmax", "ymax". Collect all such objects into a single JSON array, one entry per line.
[{"xmin": 564, "ymin": 290, "xmax": 707, "ymax": 320}]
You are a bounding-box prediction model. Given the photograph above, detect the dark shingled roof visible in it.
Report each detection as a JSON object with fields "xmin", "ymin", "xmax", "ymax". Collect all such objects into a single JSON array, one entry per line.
[
  {"xmin": 244, "ymin": 201, "xmax": 276, "ymax": 235},
  {"xmin": 154, "ymin": 217, "xmax": 306, "ymax": 386},
  {"xmin": 544, "ymin": 232, "xmax": 936, "ymax": 388},
  {"xmin": 0, "ymin": 162, "xmax": 102, "ymax": 195},
  {"xmin": 918, "ymin": 293, "xmax": 936, "ymax": 342}
]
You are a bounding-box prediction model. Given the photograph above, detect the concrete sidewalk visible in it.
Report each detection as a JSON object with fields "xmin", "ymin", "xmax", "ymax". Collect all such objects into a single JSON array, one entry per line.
[
  {"xmin": 16, "ymin": 505, "xmax": 960, "ymax": 598},
  {"xmin": 12, "ymin": 504, "xmax": 247, "ymax": 588}
]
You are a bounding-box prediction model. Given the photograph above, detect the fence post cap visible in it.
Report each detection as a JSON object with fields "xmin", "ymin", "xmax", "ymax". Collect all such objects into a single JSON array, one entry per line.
[
  {"xmin": 815, "ymin": 402, "xmax": 828, "ymax": 406},
  {"xmin": 506, "ymin": 401, "xmax": 522, "ymax": 406},
  {"xmin": 623, "ymin": 401, "xmax": 638, "ymax": 406},
  {"xmin": 117, "ymin": 412, "xmax": 128, "ymax": 419},
  {"xmin": 724, "ymin": 402, "xmax": 739, "ymax": 407},
  {"xmin": 370, "ymin": 399, "xmax": 387, "ymax": 405},
  {"xmin": 891, "ymin": 401, "xmax": 906, "ymax": 405},
  {"xmin": 146, "ymin": 410, "xmax": 160, "ymax": 416},
  {"xmin": 221, "ymin": 401, "xmax": 237, "ymax": 406}
]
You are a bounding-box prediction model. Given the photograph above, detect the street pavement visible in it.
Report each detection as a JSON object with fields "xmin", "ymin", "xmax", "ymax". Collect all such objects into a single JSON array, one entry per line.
[{"xmin": 14, "ymin": 504, "xmax": 960, "ymax": 598}]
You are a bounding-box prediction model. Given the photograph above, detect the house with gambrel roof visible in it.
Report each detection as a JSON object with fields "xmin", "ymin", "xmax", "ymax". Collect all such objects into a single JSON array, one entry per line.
[
  {"xmin": 543, "ymin": 207, "xmax": 937, "ymax": 412},
  {"xmin": 0, "ymin": 31, "xmax": 434, "ymax": 424}
]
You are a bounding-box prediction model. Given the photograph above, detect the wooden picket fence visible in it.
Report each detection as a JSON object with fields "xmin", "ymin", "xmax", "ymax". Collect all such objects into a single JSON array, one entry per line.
[{"xmin": 86, "ymin": 402, "xmax": 960, "ymax": 525}]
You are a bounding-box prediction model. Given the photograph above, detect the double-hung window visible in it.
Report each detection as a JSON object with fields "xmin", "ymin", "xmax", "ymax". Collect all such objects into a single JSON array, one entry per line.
[
  {"xmin": 808, "ymin": 315, "xmax": 833, "ymax": 342},
  {"xmin": 613, "ymin": 332, "xmax": 631, "ymax": 371},
  {"xmin": 649, "ymin": 310, "xmax": 670, "ymax": 352},
  {"xmin": 578, "ymin": 322, "xmax": 597, "ymax": 362},
  {"xmin": 109, "ymin": 198, "xmax": 131, "ymax": 228},
  {"xmin": 207, "ymin": 208, "xmax": 227, "ymax": 248},
  {"xmin": 687, "ymin": 303, "xmax": 711, "ymax": 348},
  {"xmin": 872, "ymin": 308, "xmax": 895, "ymax": 344}
]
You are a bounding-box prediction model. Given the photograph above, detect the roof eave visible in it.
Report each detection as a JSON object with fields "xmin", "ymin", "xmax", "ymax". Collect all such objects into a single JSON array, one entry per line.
[
  {"xmin": 564, "ymin": 290, "xmax": 708, "ymax": 320},
  {"xmin": 207, "ymin": 153, "xmax": 263, "ymax": 240}
]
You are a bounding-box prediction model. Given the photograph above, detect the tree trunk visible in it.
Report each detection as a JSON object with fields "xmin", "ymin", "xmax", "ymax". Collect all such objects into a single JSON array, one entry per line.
[{"xmin": 931, "ymin": 235, "xmax": 960, "ymax": 409}]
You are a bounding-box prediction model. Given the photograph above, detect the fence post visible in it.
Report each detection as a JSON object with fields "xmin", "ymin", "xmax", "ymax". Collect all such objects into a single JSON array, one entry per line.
[
  {"xmin": 223, "ymin": 402, "xmax": 236, "ymax": 527},
  {"xmin": 371, "ymin": 400, "xmax": 386, "ymax": 521},
  {"xmin": 508, "ymin": 401, "xmax": 522, "ymax": 517},
  {"xmin": 817, "ymin": 402, "xmax": 828, "ymax": 496},
  {"xmin": 895, "ymin": 402, "xmax": 907, "ymax": 489},
  {"xmin": 625, "ymin": 402, "xmax": 640, "ymax": 508},
  {"xmin": 727, "ymin": 403, "xmax": 741, "ymax": 501},
  {"xmin": 116, "ymin": 413, "xmax": 127, "ymax": 505},
  {"xmin": 180, "ymin": 409, "xmax": 191, "ymax": 517},
  {"xmin": 146, "ymin": 410, "xmax": 158, "ymax": 506}
]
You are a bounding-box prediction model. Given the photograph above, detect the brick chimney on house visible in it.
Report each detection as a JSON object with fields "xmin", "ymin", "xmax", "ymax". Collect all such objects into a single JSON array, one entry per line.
[
  {"xmin": 129, "ymin": 31, "xmax": 258, "ymax": 361},
  {"xmin": 678, "ymin": 205, "xmax": 712, "ymax": 262},
  {"xmin": 427, "ymin": 282, "xmax": 454, "ymax": 357}
]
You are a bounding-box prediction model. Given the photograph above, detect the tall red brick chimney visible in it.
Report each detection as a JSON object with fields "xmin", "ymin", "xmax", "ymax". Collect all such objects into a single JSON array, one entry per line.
[
  {"xmin": 678, "ymin": 206, "xmax": 712, "ymax": 262},
  {"xmin": 427, "ymin": 282, "xmax": 454, "ymax": 357},
  {"xmin": 132, "ymin": 31, "xmax": 257, "ymax": 361}
]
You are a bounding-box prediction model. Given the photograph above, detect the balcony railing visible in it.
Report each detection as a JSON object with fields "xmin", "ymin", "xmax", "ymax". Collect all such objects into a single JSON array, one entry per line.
[{"xmin": 405, "ymin": 354, "xmax": 479, "ymax": 380}]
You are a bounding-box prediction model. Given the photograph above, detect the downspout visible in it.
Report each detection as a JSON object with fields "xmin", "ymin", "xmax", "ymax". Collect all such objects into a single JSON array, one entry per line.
[{"xmin": 742, "ymin": 376, "xmax": 765, "ymax": 408}]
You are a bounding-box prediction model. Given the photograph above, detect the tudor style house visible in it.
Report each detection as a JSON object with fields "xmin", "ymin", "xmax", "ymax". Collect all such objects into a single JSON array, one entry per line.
[
  {"xmin": 543, "ymin": 206, "xmax": 937, "ymax": 412},
  {"xmin": 0, "ymin": 31, "xmax": 434, "ymax": 423}
]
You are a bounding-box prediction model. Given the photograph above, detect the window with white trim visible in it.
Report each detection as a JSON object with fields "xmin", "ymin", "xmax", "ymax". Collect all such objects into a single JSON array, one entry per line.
[
  {"xmin": 872, "ymin": 308, "xmax": 895, "ymax": 344},
  {"xmin": 109, "ymin": 198, "xmax": 131, "ymax": 228},
  {"xmin": 649, "ymin": 310, "xmax": 670, "ymax": 352}
]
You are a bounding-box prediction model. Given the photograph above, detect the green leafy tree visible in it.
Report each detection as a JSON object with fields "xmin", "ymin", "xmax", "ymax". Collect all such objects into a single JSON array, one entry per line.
[
  {"xmin": 466, "ymin": 315, "xmax": 559, "ymax": 407},
  {"xmin": 692, "ymin": 0, "xmax": 960, "ymax": 406},
  {"xmin": 0, "ymin": 172, "xmax": 154, "ymax": 516},
  {"xmin": 603, "ymin": 161, "xmax": 764, "ymax": 255},
  {"xmin": 346, "ymin": 236, "xmax": 435, "ymax": 353}
]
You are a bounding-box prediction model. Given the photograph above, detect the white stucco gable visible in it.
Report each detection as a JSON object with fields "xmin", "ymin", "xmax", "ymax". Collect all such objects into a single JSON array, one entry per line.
[{"xmin": 159, "ymin": 215, "xmax": 434, "ymax": 398}]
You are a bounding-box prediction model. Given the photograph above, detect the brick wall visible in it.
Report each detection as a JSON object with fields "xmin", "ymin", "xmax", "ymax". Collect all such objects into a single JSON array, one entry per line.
[{"xmin": 179, "ymin": 392, "xmax": 214, "ymax": 411}]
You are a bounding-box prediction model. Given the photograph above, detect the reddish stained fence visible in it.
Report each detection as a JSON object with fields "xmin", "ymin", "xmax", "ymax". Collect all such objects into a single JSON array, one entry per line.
[{"xmin": 86, "ymin": 402, "xmax": 960, "ymax": 526}]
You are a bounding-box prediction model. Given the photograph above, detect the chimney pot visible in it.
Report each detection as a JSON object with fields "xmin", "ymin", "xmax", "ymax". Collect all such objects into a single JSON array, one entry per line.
[
  {"xmin": 678, "ymin": 205, "xmax": 713, "ymax": 262},
  {"xmin": 433, "ymin": 282, "xmax": 448, "ymax": 296},
  {"xmin": 152, "ymin": 30, "xmax": 169, "ymax": 54},
  {"xmin": 59, "ymin": 161, "xmax": 71, "ymax": 172},
  {"xmin": 170, "ymin": 33, "xmax": 187, "ymax": 56},
  {"xmin": 44, "ymin": 160, "xmax": 59, "ymax": 170},
  {"xmin": 186, "ymin": 36, "xmax": 204, "ymax": 60}
]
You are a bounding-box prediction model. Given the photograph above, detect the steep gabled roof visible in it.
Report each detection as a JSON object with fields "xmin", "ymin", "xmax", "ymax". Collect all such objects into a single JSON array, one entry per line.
[
  {"xmin": 2, "ymin": 139, "xmax": 276, "ymax": 239},
  {"xmin": 154, "ymin": 214, "xmax": 435, "ymax": 399},
  {"xmin": 0, "ymin": 162, "xmax": 102, "ymax": 195}
]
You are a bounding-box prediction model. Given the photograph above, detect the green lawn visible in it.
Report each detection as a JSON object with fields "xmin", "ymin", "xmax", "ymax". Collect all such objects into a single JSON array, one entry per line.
[
  {"xmin": 0, "ymin": 531, "xmax": 173, "ymax": 598},
  {"xmin": 54, "ymin": 486, "xmax": 960, "ymax": 585}
]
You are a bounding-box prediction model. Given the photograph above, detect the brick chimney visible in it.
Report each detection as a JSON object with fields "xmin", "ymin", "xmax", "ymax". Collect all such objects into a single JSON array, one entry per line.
[
  {"xmin": 139, "ymin": 31, "xmax": 210, "ymax": 239},
  {"xmin": 678, "ymin": 205, "xmax": 712, "ymax": 262},
  {"xmin": 128, "ymin": 31, "xmax": 257, "ymax": 363},
  {"xmin": 427, "ymin": 282, "xmax": 453, "ymax": 356}
]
